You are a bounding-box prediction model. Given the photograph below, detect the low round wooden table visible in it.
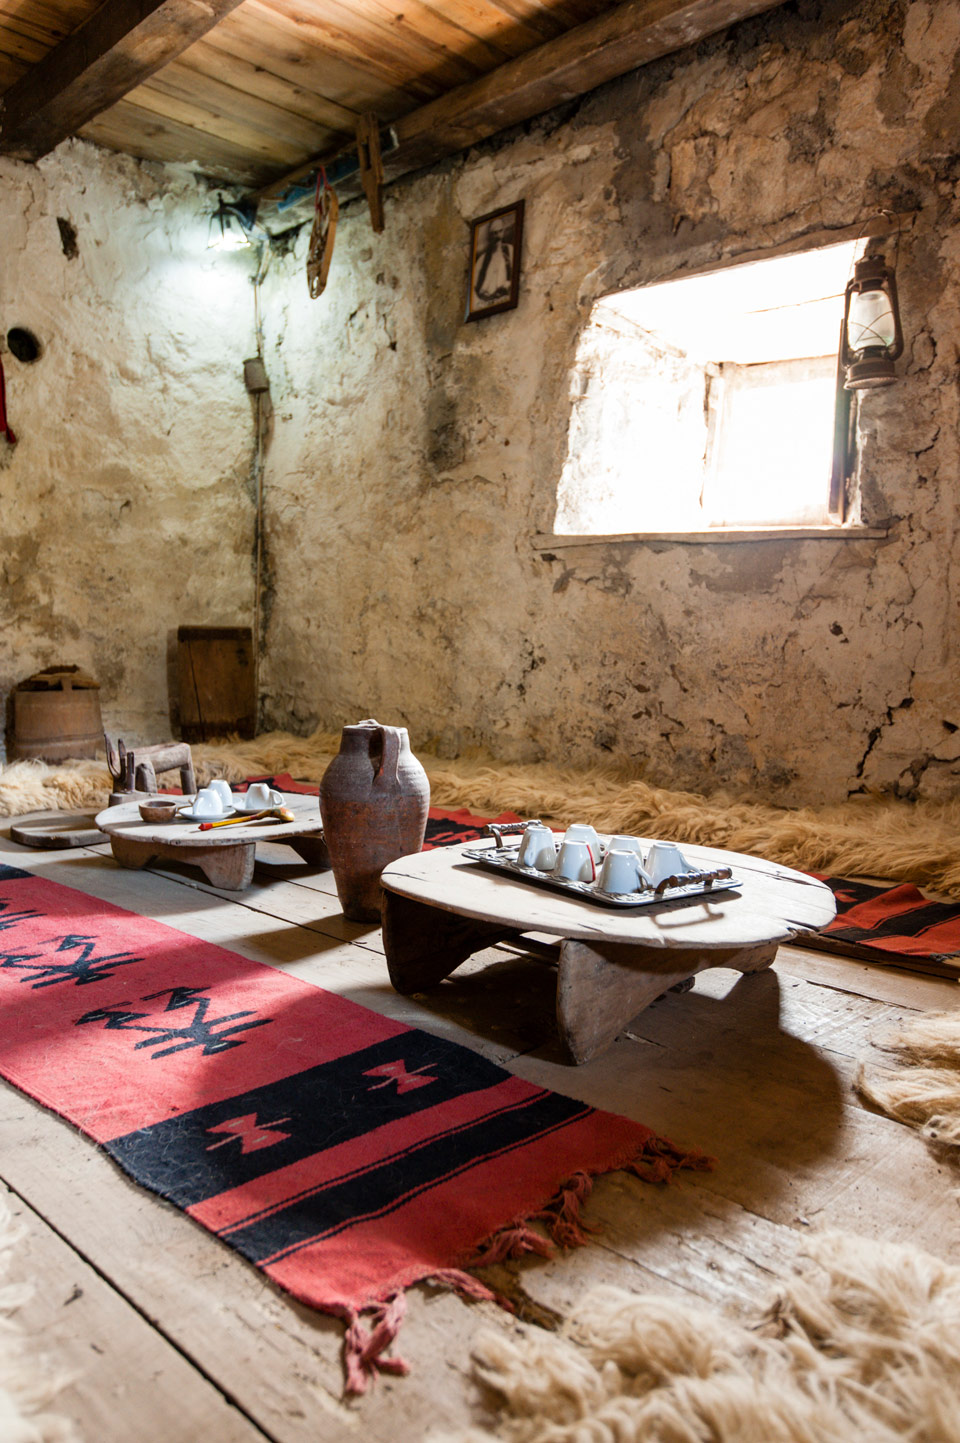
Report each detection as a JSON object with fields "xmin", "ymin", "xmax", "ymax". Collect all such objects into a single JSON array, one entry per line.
[
  {"xmin": 380, "ymin": 838, "xmax": 836, "ymax": 1064},
  {"xmin": 95, "ymin": 794, "xmax": 328, "ymax": 891}
]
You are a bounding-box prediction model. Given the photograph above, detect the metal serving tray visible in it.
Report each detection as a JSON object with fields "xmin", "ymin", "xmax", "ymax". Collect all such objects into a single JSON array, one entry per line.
[{"xmin": 460, "ymin": 843, "xmax": 741, "ymax": 910}]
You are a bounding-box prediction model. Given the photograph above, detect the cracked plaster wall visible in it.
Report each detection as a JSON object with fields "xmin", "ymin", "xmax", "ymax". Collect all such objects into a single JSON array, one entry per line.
[
  {"xmin": 0, "ymin": 143, "xmax": 259, "ymax": 754},
  {"xmin": 259, "ymin": 0, "xmax": 960, "ymax": 805}
]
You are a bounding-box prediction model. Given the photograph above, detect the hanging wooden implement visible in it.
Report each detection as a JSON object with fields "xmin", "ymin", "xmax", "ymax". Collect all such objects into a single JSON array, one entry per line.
[
  {"xmin": 307, "ymin": 170, "xmax": 338, "ymax": 300},
  {"xmin": 355, "ymin": 113, "xmax": 384, "ymax": 233}
]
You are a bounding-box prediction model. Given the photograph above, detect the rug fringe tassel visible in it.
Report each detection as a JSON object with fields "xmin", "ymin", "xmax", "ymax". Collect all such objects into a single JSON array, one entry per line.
[
  {"xmin": 531, "ymin": 1170, "xmax": 595, "ymax": 1249},
  {"xmin": 466, "ymin": 1220, "xmax": 558, "ymax": 1268},
  {"xmin": 431, "ymin": 1267, "xmax": 509, "ymax": 1305},
  {"xmin": 625, "ymin": 1134, "xmax": 714, "ymax": 1184},
  {"xmin": 340, "ymin": 1295, "xmax": 411, "ymax": 1395},
  {"xmin": 459, "ymin": 1138, "xmax": 711, "ymax": 1275},
  {"xmin": 341, "ymin": 1139, "xmax": 711, "ymax": 1393}
]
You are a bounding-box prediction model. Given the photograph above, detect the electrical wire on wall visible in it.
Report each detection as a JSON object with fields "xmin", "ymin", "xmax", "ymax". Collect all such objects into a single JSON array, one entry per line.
[{"xmin": 246, "ymin": 242, "xmax": 272, "ymax": 727}]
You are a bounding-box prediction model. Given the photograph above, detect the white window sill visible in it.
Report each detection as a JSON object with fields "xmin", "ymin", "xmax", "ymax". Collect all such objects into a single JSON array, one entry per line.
[{"xmin": 532, "ymin": 525, "xmax": 889, "ymax": 550}]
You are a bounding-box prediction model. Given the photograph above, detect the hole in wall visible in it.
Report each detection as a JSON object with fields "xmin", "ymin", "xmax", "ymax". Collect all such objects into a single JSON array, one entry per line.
[
  {"xmin": 7, "ymin": 328, "xmax": 41, "ymax": 364},
  {"xmin": 57, "ymin": 217, "xmax": 79, "ymax": 260}
]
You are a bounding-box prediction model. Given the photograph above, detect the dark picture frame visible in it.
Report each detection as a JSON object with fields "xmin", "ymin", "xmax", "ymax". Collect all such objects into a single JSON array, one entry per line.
[{"xmin": 465, "ymin": 200, "xmax": 524, "ymax": 321}]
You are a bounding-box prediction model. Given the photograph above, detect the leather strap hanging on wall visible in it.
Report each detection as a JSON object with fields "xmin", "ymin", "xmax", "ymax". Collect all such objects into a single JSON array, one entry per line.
[
  {"xmin": 307, "ymin": 168, "xmax": 338, "ymax": 301},
  {"xmin": 0, "ymin": 356, "xmax": 16, "ymax": 445},
  {"xmin": 355, "ymin": 113, "xmax": 384, "ymax": 234}
]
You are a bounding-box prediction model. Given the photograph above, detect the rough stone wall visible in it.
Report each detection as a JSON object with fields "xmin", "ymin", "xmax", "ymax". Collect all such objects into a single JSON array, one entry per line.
[
  {"xmin": 0, "ymin": 143, "xmax": 259, "ymax": 753},
  {"xmin": 258, "ymin": 0, "xmax": 960, "ymax": 805}
]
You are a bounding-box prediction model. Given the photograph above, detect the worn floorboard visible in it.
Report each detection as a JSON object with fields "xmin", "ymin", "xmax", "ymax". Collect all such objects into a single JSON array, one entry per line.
[{"xmin": 1, "ymin": 827, "xmax": 956, "ymax": 1440}]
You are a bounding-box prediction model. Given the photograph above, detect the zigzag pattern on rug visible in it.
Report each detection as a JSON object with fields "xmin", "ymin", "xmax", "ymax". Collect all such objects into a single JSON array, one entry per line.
[
  {"xmin": 436, "ymin": 1232, "xmax": 960, "ymax": 1443},
  {"xmin": 3, "ymin": 728, "xmax": 960, "ymax": 897}
]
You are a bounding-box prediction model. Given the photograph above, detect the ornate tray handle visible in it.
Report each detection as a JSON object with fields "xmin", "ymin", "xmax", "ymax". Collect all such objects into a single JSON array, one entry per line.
[
  {"xmin": 484, "ymin": 820, "xmax": 542, "ymax": 849},
  {"xmin": 653, "ymin": 867, "xmax": 732, "ymax": 897}
]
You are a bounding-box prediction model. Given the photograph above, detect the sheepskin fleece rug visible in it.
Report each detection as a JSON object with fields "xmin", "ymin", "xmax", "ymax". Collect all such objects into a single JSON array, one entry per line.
[
  {"xmin": 439, "ymin": 1232, "xmax": 960, "ymax": 1443},
  {"xmin": 4, "ymin": 728, "xmax": 960, "ymax": 897},
  {"xmin": 0, "ymin": 1195, "xmax": 77, "ymax": 1443},
  {"xmin": 858, "ymin": 1009, "xmax": 960, "ymax": 1147}
]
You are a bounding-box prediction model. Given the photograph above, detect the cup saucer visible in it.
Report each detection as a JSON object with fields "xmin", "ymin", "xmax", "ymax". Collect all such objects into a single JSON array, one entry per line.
[{"xmin": 176, "ymin": 804, "xmax": 238, "ymax": 823}]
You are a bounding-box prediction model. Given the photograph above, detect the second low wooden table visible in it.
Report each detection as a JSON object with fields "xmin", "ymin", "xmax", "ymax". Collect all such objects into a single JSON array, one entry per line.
[
  {"xmin": 380, "ymin": 838, "xmax": 836, "ymax": 1063},
  {"xmin": 95, "ymin": 794, "xmax": 328, "ymax": 890}
]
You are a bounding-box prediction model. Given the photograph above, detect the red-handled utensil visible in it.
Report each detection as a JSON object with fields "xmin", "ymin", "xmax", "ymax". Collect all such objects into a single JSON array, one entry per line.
[{"xmin": 198, "ymin": 807, "xmax": 295, "ymax": 831}]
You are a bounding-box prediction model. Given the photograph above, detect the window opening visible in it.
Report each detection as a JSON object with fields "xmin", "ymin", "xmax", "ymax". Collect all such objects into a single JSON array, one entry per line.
[{"xmin": 554, "ymin": 241, "xmax": 861, "ymax": 535}]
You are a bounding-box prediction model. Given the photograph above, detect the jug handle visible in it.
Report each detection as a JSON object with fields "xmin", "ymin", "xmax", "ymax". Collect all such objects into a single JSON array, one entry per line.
[{"xmin": 374, "ymin": 725, "xmax": 401, "ymax": 787}]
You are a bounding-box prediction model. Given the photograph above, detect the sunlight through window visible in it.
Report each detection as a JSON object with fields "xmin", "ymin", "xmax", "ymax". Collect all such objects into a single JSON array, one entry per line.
[{"xmin": 555, "ymin": 241, "xmax": 860, "ymax": 534}]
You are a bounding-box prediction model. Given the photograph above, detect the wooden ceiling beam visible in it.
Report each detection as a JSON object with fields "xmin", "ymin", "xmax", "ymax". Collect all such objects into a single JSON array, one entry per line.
[
  {"xmin": 257, "ymin": 0, "xmax": 788, "ymax": 203},
  {"xmin": 0, "ymin": 0, "xmax": 249, "ymax": 162}
]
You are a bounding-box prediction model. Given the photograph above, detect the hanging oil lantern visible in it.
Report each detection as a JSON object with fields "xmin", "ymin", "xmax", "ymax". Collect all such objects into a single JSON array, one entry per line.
[{"xmin": 841, "ymin": 220, "xmax": 904, "ymax": 390}]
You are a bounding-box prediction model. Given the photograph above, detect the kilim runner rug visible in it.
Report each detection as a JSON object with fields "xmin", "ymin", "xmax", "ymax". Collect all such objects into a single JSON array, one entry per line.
[{"xmin": 0, "ymin": 811, "xmax": 707, "ymax": 1394}]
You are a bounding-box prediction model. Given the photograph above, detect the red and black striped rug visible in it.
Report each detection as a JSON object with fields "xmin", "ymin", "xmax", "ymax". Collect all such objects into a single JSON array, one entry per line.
[
  {"xmin": 794, "ymin": 875, "xmax": 960, "ymax": 975},
  {"xmin": 0, "ymin": 803, "xmax": 705, "ymax": 1392}
]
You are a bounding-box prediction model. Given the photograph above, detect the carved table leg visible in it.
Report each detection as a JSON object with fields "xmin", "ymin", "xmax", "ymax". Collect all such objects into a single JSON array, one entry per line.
[
  {"xmin": 722, "ymin": 941, "xmax": 779, "ymax": 974},
  {"xmin": 110, "ymin": 835, "xmax": 256, "ymax": 890},
  {"xmin": 555, "ymin": 938, "xmax": 780, "ymax": 1065},
  {"xmin": 192, "ymin": 844, "xmax": 256, "ymax": 890},
  {"xmin": 286, "ymin": 834, "xmax": 330, "ymax": 869},
  {"xmin": 110, "ymin": 835, "xmax": 158, "ymax": 871},
  {"xmin": 382, "ymin": 891, "xmax": 515, "ymax": 993}
]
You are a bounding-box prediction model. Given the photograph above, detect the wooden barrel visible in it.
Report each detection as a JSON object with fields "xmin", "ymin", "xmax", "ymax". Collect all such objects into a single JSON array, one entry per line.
[{"xmin": 11, "ymin": 666, "xmax": 103, "ymax": 762}]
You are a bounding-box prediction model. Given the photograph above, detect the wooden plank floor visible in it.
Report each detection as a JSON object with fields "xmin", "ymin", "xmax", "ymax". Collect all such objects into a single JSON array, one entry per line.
[{"xmin": 1, "ymin": 827, "xmax": 957, "ymax": 1441}]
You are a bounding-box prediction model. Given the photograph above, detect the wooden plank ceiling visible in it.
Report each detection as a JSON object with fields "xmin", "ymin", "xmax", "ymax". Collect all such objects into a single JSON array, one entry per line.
[
  {"xmin": 0, "ymin": 0, "xmax": 789, "ymax": 202},
  {"xmin": 88, "ymin": 0, "xmax": 628, "ymax": 189}
]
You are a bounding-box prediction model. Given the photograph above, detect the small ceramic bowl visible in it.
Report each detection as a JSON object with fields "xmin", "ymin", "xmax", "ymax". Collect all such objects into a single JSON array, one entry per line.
[{"xmin": 138, "ymin": 798, "xmax": 178, "ymax": 823}]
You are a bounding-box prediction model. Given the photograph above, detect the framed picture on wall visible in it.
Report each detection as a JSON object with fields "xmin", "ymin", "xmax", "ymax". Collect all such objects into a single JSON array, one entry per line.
[{"xmin": 465, "ymin": 200, "xmax": 524, "ymax": 321}]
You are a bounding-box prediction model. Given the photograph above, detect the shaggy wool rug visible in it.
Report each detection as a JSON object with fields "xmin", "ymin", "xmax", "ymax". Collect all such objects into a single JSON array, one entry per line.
[
  {"xmin": 437, "ymin": 1231, "xmax": 960, "ymax": 1443},
  {"xmin": 0, "ymin": 1194, "xmax": 77, "ymax": 1443},
  {"xmin": 4, "ymin": 729, "xmax": 960, "ymax": 896},
  {"xmin": 857, "ymin": 1009, "xmax": 960, "ymax": 1148}
]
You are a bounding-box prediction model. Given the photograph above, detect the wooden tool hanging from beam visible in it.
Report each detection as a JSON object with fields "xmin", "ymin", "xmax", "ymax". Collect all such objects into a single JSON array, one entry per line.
[
  {"xmin": 307, "ymin": 171, "xmax": 338, "ymax": 300},
  {"xmin": 355, "ymin": 113, "xmax": 385, "ymax": 233}
]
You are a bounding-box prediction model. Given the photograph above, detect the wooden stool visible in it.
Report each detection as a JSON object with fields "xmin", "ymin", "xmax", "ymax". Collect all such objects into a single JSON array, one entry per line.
[{"xmin": 104, "ymin": 734, "xmax": 197, "ymax": 803}]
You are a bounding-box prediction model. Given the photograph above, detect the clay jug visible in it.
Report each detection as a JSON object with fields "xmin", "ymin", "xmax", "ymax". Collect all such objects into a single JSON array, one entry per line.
[{"xmin": 319, "ymin": 719, "xmax": 430, "ymax": 922}]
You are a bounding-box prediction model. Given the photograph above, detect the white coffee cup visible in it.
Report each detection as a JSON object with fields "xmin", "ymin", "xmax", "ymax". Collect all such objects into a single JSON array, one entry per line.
[
  {"xmin": 207, "ymin": 779, "xmax": 234, "ymax": 808},
  {"xmin": 555, "ymin": 839, "xmax": 597, "ymax": 883},
  {"xmin": 598, "ymin": 849, "xmax": 646, "ymax": 895},
  {"xmin": 516, "ymin": 824, "xmax": 557, "ymax": 871},
  {"xmin": 645, "ymin": 841, "xmax": 689, "ymax": 885},
  {"xmin": 244, "ymin": 782, "xmax": 283, "ymax": 810},
  {"xmin": 193, "ymin": 786, "xmax": 227, "ymax": 817},
  {"xmin": 609, "ymin": 834, "xmax": 644, "ymax": 855},
  {"xmin": 562, "ymin": 824, "xmax": 601, "ymax": 855}
]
